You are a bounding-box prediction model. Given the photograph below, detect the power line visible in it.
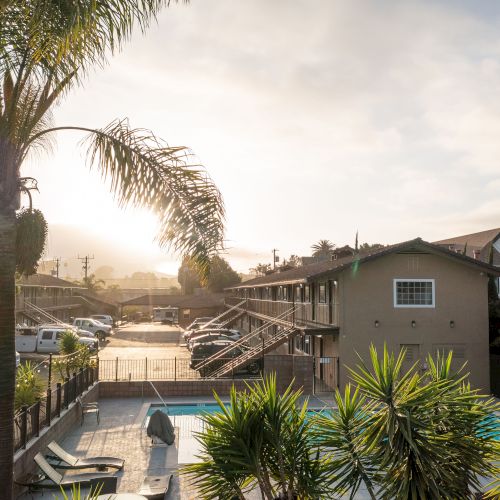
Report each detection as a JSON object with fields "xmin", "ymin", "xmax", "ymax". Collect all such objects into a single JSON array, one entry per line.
[
  {"xmin": 77, "ymin": 254, "xmax": 94, "ymax": 280},
  {"xmin": 272, "ymin": 248, "xmax": 279, "ymax": 270}
]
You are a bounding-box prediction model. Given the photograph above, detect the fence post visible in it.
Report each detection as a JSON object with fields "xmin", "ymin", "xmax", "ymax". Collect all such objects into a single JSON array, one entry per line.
[
  {"xmin": 336, "ymin": 357, "xmax": 340, "ymax": 388},
  {"xmin": 79, "ymin": 368, "xmax": 84, "ymax": 395},
  {"xmin": 20, "ymin": 406, "xmax": 28, "ymax": 449},
  {"xmin": 145, "ymin": 357, "xmax": 148, "ymax": 381},
  {"xmin": 46, "ymin": 389, "xmax": 52, "ymax": 426},
  {"xmin": 56, "ymin": 383, "xmax": 62, "ymax": 416},
  {"xmin": 63, "ymin": 378, "xmax": 69, "ymax": 409},
  {"xmin": 96, "ymin": 357, "xmax": 100, "ymax": 382},
  {"xmin": 115, "ymin": 356, "xmax": 119, "ymax": 382},
  {"xmin": 174, "ymin": 357, "xmax": 177, "ymax": 382},
  {"xmin": 48, "ymin": 353, "xmax": 53, "ymax": 389},
  {"xmin": 33, "ymin": 401, "xmax": 40, "ymax": 437},
  {"xmin": 72, "ymin": 372, "xmax": 77, "ymax": 403},
  {"xmin": 84, "ymin": 366, "xmax": 89, "ymax": 389}
]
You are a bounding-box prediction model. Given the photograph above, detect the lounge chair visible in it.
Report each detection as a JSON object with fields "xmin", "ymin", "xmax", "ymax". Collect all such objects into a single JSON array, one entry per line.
[
  {"xmin": 46, "ymin": 440, "xmax": 125, "ymax": 470},
  {"xmin": 22, "ymin": 453, "xmax": 118, "ymax": 493}
]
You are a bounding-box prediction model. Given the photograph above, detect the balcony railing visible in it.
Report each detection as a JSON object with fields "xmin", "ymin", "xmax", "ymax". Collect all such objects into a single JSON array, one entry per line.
[
  {"xmin": 226, "ymin": 297, "xmax": 339, "ymax": 328},
  {"xmin": 15, "ymin": 294, "xmax": 82, "ymax": 311}
]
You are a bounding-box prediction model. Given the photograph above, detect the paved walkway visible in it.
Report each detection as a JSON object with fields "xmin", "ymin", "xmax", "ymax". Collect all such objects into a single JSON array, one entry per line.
[{"xmin": 19, "ymin": 395, "xmax": 338, "ymax": 499}]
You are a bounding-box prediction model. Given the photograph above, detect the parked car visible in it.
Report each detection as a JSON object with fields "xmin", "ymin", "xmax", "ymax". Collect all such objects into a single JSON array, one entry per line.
[
  {"xmin": 186, "ymin": 317, "xmax": 214, "ymax": 330},
  {"xmin": 16, "ymin": 351, "xmax": 20, "ymax": 368},
  {"xmin": 183, "ymin": 323, "xmax": 224, "ymax": 342},
  {"xmin": 90, "ymin": 314, "xmax": 114, "ymax": 327},
  {"xmin": 190, "ymin": 340, "xmax": 261, "ymax": 376},
  {"xmin": 188, "ymin": 329, "xmax": 243, "ymax": 351},
  {"xmin": 15, "ymin": 326, "xmax": 98, "ymax": 354},
  {"xmin": 72, "ymin": 318, "xmax": 112, "ymax": 340}
]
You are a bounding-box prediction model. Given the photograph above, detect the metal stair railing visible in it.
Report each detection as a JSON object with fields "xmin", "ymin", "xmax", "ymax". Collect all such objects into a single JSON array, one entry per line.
[
  {"xmin": 198, "ymin": 299, "xmax": 247, "ymax": 331},
  {"xmin": 24, "ymin": 300, "xmax": 67, "ymax": 326},
  {"xmin": 218, "ymin": 309, "xmax": 245, "ymax": 328},
  {"xmin": 195, "ymin": 306, "xmax": 297, "ymax": 372},
  {"xmin": 209, "ymin": 325, "xmax": 298, "ymax": 378}
]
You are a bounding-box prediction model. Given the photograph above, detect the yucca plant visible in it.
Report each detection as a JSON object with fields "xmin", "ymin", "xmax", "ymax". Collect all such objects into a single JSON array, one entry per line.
[
  {"xmin": 182, "ymin": 377, "xmax": 332, "ymax": 500},
  {"xmin": 313, "ymin": 345, "xmax": 500, "ymax": 500},
  {"xmin": 59, "ymin": 483, "xmax": 102, "ymax": 499},
  {"xmin": 54, "ymin": 330, "xmax": 95, "ymax": 380},
  {"xmin": 14, "ymin": 360, "xmax": 45, "ymax": 410},
  {"xmin": 313, "ymin": 384, "xmax": 377, "ymax": 500}
]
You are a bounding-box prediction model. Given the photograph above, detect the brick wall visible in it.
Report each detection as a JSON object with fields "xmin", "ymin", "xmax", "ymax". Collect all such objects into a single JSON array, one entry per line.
[{"xmin": 13, "ymin": 383, "xmax": 99, "ymax": 497}]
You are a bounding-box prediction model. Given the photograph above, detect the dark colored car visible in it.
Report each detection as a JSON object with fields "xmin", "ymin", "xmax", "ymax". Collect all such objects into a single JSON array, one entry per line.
[{"xmin": 190, "ymin": 340, "xmax": 261, "ymax": 376}]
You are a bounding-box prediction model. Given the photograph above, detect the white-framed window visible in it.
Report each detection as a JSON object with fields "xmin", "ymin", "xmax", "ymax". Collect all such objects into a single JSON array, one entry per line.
[{"xmin": 393, "ymin": 279, "xmax": 435, "ymax": 308}]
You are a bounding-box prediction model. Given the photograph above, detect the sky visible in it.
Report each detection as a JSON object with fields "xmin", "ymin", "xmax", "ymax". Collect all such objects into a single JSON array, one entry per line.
[{"xmin": 23, "ymin": 0, "xmax": 500, "ymax": 278}]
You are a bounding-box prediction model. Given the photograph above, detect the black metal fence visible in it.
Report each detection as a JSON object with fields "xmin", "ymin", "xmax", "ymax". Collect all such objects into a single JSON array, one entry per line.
[
  {"xmin": 98, "ymin": 357, "xmax": 262, "ymax": 381},
  {"xmin": 13, "ymin": 365, "xmax": 98, "ymax": 453},
  {"xmin": 313, "ymin": 356, "xmax": 339, "ymax": 393}
]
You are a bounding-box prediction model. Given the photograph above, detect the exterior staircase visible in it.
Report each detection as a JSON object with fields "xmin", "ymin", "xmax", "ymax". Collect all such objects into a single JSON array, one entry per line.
[
  {"xmin": 24, "ymin": 300, "xmax": 68, "ymax": 326},
  {"xmin": 208, "ymin": 325, "xmax": 297, "ymax": 378},
  {"xmin": 194, "ymin": 306, "xmax": 298, "ymax": 378},
  {"xmin": 198, "ymin": 299, "xmax": 247, "ymax": 330}
]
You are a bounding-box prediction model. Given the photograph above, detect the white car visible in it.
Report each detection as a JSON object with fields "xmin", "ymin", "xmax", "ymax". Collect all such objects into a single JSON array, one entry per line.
[
  {"xmin": 188, "ymin": 329, "xmax": 242, "ymax": 351},
  {"xmin": 90, "ymin": 314, "xmax": 114, "ymax": 326},
  {"xmin": 73, "ymin": 318, "xmax": 112, "ymax": 339},
  {"xmin": 16, "ymin": 351, "xmax": 20, "ymax": 368}
]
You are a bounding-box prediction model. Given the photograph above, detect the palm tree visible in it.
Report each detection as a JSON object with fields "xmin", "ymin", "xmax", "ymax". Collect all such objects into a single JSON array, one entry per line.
[
  {"xmin": 311, "ymin": 239, "xmax": 335, "ymax": 257},
  {"xmin": 182, "ymin": 376, "xmax": 331, "ymax": 500},
  {"xmin": 0, "ymin": 2, "xmax": 222, "ymax": 497},
  {"xmin": 315, "ymin": 346, "xmax": 500, "ymax": 499}
]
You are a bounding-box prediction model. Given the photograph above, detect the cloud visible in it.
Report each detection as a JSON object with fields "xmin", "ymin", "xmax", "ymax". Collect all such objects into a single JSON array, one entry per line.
[{"xmin": 24, "ymin": 0, "xmax": 500, "ymax": 272}]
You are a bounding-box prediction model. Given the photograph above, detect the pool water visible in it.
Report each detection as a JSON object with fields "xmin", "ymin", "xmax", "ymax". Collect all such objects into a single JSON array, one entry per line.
[{"xmin": 146, "ymin": 403, "xmax": 228, "ymax": 417}]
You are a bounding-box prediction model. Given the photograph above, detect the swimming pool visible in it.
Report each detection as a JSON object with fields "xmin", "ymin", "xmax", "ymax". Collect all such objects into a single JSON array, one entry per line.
[{"xmin": 146, "ymin": 403, "xmax": 228, "ymax": 417}]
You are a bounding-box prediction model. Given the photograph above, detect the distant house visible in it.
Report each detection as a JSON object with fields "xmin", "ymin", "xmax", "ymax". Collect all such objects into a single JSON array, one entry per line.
[
  {"xmin": 226, "ymin": 238, "xmax": 498, "ymax": 392},
  {"xmin": 300, "ymin": 245, "xmax": 355, "ymax": 266},
  {"xmin": 119, "ymin": 292, "xmax": 226, "ymax": 327},
  {"xmin": 434, "ymin": 227, "xmax": 500, "ymax": 292},
  {"xmin": 16, "ymin": 274, "xmax": 117, "ymax": 325}
]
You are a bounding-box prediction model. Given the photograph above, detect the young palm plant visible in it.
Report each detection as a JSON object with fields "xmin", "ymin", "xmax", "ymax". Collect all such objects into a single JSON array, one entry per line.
[
  {"xmin": 314, "ymin": 345, "xmax": 500, "ymax": 499},
  {"xmin": 182, "ymin": 377, "xmax": 331, "ymax": 500},
  {"xmin": 0, "ymin": 3, "xmax": 222, "ymax": 497}
]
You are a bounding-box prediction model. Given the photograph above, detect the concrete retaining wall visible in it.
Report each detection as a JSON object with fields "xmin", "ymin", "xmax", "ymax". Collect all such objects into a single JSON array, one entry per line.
[{"xmin": 13, "ymin": 383, "xmax": 99, "ymax": 497}]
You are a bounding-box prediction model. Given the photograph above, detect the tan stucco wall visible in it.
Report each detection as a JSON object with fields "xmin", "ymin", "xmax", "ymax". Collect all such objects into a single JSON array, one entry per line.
[{"xmin": 336, "ymin": 252, "xmax": 490, "ymax": 392}]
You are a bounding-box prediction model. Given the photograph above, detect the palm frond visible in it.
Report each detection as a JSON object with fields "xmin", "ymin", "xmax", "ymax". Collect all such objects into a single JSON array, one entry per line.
[
  {"xmin": 81, "ymin": 119, "xmax": 224, "ymax": 274},
  {"xmin": 0, "ymin": 1, "xmax": 188, "ymax": 84}
]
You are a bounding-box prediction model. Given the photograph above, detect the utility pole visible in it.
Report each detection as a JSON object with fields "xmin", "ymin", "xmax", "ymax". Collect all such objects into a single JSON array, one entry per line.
[
  {"xmin": 272, "ymin": 248, "xmax": 279, "ymax": 270},
  {"xmin": 78, "ymin": 254, "xmax": 94, "ymax": 280},
  {"xmin": 53, "ymin": 257, "xmax": 61, "ymax": 278}
]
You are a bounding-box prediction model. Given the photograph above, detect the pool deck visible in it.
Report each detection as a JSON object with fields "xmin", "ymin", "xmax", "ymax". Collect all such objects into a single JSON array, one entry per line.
[{"xmin": 18, "ymin": 394, "xmax": 338, "ymax": 499}]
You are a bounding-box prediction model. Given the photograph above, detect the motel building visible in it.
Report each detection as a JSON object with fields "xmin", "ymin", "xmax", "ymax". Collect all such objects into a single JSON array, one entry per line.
[{"xmin": 225, "ymin": 238, "xmax": 498, "ymax": 392}]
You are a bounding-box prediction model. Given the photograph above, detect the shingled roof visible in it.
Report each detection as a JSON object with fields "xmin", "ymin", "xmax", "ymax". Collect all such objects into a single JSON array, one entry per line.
[
  {"xmin": 120, "ymin": 292, "xmax": 226, "ymax": 308},
  {"xmin": 18, "ymin": 274, "xmax": 83, "ymax": 288},
  {"xmin": 229, "ymin": 238, "xmax": 500, "ymax": 289},
  {"xmin": 433, "ymin": 227, "xmax": 500, "ymax": 266}
]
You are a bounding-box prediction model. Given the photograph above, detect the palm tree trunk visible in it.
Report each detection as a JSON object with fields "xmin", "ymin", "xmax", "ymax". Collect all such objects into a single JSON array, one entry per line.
[{"xmin": 0, "ymin": 207, "xmax": 17, "ymax": 500}]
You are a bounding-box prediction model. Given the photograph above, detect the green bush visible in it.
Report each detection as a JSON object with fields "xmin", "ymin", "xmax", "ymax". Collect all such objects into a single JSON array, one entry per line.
[{"xmin": 15, "ymin": 361, "xmax": 45, "ymax": 410}]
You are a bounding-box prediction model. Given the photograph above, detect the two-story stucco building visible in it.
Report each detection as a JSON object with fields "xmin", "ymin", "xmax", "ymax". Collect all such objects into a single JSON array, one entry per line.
[{"xmin": 225, "ymin": 238, "xmax": 498, "ymax": 392}]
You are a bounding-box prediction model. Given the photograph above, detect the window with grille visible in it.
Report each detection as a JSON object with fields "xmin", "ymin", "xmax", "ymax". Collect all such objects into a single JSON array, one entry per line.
[{"xmin": 394, "ymin": 279, "xmax": 435, "ymax": 308}]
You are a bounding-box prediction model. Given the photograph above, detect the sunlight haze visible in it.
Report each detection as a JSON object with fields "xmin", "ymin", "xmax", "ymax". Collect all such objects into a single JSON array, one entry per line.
[{"xmin": 22, "ymin": 0, "xmax": 500, "ymax": 277}]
